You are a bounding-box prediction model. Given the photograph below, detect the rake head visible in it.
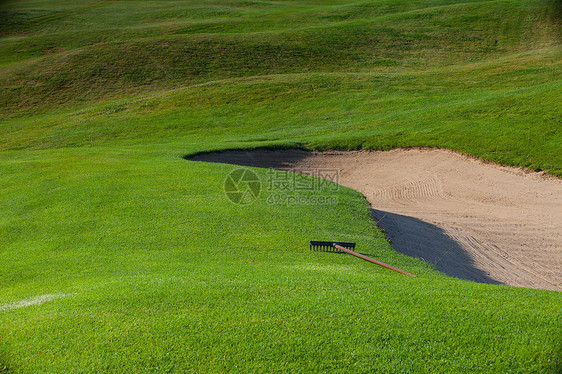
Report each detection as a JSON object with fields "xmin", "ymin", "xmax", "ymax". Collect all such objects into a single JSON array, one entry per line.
[
  {"xmin": 309, "ymin": 240, "xmax": 417, "ymax": 277},
  {"xmin": 310, "ymin": 241, "xmax": 356, "ymax": 252}
]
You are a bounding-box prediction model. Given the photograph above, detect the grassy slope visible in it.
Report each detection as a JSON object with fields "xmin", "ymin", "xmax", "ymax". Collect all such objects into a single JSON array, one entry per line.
[
  {"xmin": 1, "ymin": 0, "xmax": 561, "ymax": 174},
  {"xmin": 1, "ymin": 0, "xmax": 560, "ymax": 116},
  {"xmin": 1, "ymin": 0, "xmax": 561, "ymax": 372},
  {"xmin": 1, "ymin": 146, "xmax": 561, "ymax": 373},
  {"xmin": 3, "ymin": 50, "xmax": 561, "ymax": 174}
]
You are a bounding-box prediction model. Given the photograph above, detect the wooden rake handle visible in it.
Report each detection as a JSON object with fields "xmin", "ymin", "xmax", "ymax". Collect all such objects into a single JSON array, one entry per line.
[{"xmin": 333, "ymin": 244, "xmax": 417, "ymax": 277}]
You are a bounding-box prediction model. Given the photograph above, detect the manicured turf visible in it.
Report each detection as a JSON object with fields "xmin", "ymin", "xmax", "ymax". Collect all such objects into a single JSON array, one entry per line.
[{"xmin": 1, "ymin": 0, "xmax": 561, "ymax": 372}]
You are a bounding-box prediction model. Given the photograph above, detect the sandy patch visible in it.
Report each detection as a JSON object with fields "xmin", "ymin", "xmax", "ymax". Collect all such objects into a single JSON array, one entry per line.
[{"xmin": 190, "ymin": 149, "xmax": 562, "ymax": 291}]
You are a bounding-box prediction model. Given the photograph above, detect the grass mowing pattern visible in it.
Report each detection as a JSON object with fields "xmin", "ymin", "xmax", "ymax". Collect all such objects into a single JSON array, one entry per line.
[{"xmin": 1, "ymin": 0, "xmax": 561, "ymax": 372}]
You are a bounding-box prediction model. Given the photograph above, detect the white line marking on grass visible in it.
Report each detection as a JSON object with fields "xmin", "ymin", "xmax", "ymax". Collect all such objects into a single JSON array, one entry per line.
[{"xmin": 0, "ymin": 293, "xmax": 69, "ymax": 312}]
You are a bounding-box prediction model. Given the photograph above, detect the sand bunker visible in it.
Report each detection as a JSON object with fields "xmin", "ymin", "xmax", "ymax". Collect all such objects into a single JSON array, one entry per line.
[{"xmin": 190, "ymin": 149, "xmax": 562, "ymax": 291}]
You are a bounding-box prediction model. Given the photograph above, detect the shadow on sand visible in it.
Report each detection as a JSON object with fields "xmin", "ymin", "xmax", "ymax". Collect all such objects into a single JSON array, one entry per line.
[
  {"xmin": 372, "ymin": 209, "xmax": 503, "ymax": 285},
  {"xmin": 187, "ymin": 149, "xmax": 311, "ymax": 169}
]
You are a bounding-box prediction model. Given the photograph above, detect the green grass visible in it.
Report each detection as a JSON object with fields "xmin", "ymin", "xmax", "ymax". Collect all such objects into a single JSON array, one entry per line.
[
  {"xmin": 1, "ymin": 0, "xmax": 560, "ymax": 117},
  {"xmin": 1, "ymin": 0, "xmax": 561, "ymax": 372}
]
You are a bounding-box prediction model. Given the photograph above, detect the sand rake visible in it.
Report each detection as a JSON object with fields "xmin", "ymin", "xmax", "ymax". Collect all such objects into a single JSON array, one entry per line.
[{"xmin": 310, "ymin": 241, "xmax": 417, "ymax": 277}]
